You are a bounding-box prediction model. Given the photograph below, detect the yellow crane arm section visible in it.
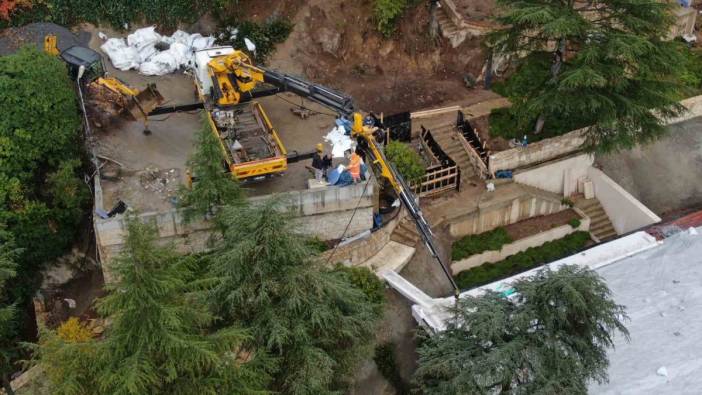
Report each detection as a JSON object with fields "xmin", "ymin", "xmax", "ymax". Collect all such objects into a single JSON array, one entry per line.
[{"xmin": 207, "ymin": 50, "xmax": 266, "ymax": 107}]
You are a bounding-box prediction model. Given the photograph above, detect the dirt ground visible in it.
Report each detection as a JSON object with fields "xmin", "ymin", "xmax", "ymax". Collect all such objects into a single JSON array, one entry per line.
[
  {"xmin": 454, "ymin": 0, "xmax": 497, "ymax": 21},
  {"xmin": 234, "ymin": 0, "xmax": 492, "ymax": 114},
  {"xmin": 504, "ymin": 209, "xmax": 579, "ymax": 240}
]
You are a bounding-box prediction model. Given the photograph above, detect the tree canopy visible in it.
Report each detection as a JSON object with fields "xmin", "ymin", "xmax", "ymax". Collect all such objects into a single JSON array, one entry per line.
[
  {"xmin": 414, "ymin": 265, "xmax": 628, "ymax": 394},
  {"xmin": 178, "ymin": 118, "xmax": 243, "ymax": 222},
  {"xmin": 208, "ymin": 199, "xmax": 384, "ymax": 394},
  {"xmin": 0, "ymin": 231, "xmax": 19, "ymax": 394},
  {"xmin": 490, "ymin": 0, "xmax": 686, "ymax": 152},
  {"xmin": 0, "ymin": 46, "xmax": 87, "ymax": 394},
  {"xmin": 36, "ymin": 218, "xmax": 270, "ymax": 395},
  {"xmin": 0, "ymin": 46, "xmax": 87, "ymax": 279}
]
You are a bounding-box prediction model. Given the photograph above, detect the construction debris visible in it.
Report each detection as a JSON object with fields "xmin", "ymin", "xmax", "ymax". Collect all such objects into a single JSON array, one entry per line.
[{"xmin": 139, "ymin": 166, "xmax": 180, "ymax": 197}]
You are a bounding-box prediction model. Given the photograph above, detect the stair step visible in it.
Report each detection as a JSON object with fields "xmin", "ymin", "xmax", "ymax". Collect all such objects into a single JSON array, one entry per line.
[
  {"xmin": 588, "ymin": 212, "xmax": 608, "ymax": 223},
  {"xmin": 591, "ymin": 223, "xmax": 615, "ymax": 234},
  {"xmin": 391, "ymin": 232, "xmax": 418, "ymax": 247},
  {"xmin": 597, "ymin": 230, "xmax": 618, "ymax": 240}
]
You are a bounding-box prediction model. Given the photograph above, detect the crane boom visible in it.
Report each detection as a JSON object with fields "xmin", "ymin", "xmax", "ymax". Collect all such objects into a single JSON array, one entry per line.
[{"xmin": 170, "ymin": 47, "xmax": 459, "ymax": 294}]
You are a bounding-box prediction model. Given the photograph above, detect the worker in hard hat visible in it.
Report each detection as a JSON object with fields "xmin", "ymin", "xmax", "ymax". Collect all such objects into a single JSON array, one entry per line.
[
  {"xmin": 346, "ymin": 147, "xmax": 363, "ymax": 183},
  {"xmin": 311, "ymin": 143, "xmax": 331, "ymax": 182}
]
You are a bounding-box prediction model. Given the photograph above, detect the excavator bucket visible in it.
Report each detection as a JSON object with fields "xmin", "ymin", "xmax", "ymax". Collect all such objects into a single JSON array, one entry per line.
[{"xmin": 124, "ymin": 83, "xmax": 164, "ymax": 120}]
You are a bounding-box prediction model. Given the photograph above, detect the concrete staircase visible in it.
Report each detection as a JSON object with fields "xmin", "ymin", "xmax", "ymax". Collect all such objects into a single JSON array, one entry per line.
[
  {"xmin": 391, "ymin": 217, "xmax": 420, "ymax": 247},
  {"xmin": 430, "ymin": 124, "xmax": 476, "ymax": 183},
  {"xmin": 436, "ymin": 5, "xmax": 467, "ymax": 47},
  {"xmin": 577, "ymin": 199, "xmax": 618, "ymax": 241}
]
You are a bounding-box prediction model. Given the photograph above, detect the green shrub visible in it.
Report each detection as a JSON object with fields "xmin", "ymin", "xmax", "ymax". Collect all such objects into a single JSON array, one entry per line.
[
  {"xmin": 25, "ymin": 0, "xmax": 208, "ymax": 30},
  {"xmin": 561, "ymin": 197, "xmax": 574, "ymax": 207},
  {"xmin": 215, "ymin": 18, "xmax": 293, "ymax": 63},
  {"xmin": 455, "ymin": 231, "xmax": 591, "ymax": 290},
  {"xmin": 568, "ymin": 218, "xmax": 581, "ymax": 229},
  {"xmin": 335, "ymin": 265, "xmax": 385, "ymax": 309},
  {"xmin": 306, "ymin": 237, "xmax": 330, "ymax": 253},
  {"xmin": 374, "ymin": 0, "xmax": 407, "ymax": 37},
  {"xmin": 374, "ymin": 342, "xmax": 410, "ymax": 395},
  {"xmin": 677, "ymin": 44, "xmax": 702, "ymax": 96},
  {"xmin": 385, "ymin": 141, "xmax": 426, "ymax": 183},
  {"xmin": 452, "ymin": 228, "xmax": 512, "ymax": 261}
]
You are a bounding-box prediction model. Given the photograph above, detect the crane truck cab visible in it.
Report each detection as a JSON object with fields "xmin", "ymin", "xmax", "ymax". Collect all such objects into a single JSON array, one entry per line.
[{"xmin": 192, "ymin": 46, "xmax": 287, "ymax": 180}]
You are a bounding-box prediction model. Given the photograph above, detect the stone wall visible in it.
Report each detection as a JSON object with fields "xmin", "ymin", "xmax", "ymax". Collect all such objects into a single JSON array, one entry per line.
[
  {"xmin": 452, "ymin": 215, "xmax": 591, "ymax": 274},
  {"xmin": 319, "ymin": 208, "xmax": 403, "ymax": 267}
]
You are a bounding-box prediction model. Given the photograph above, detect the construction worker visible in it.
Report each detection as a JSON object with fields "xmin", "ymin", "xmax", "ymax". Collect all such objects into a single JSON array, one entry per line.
[
  {"xmin": 346, "ymin": 148, "xmax": 362, "ymax": 183},
  {"xmin": 311, "ymin": 143, "xmax": 330, "ymax": 182}
]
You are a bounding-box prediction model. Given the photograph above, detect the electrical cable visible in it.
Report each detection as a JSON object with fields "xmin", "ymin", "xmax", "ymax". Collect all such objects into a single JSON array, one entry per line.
[{"xmin": 324, "ymin": 177, "xmax": 372, "ymax": 266}]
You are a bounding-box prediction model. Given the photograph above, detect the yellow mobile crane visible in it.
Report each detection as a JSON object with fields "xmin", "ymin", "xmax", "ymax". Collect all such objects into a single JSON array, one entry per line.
[{"xmin": 180, "ymin": 46, "xmax": 460, "ymax": 293}]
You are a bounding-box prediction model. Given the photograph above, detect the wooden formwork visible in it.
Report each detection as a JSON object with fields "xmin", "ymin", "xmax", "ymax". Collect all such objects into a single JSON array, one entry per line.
[{"xmin": 412, "ymin": 164, "xmax": 460, "ymax": 198}]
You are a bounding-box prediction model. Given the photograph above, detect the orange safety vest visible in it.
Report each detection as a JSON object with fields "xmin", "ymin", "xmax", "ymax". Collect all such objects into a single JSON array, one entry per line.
[{"xmin": 348, "ymin": 153, "xmax": 361, "ymax": 179}]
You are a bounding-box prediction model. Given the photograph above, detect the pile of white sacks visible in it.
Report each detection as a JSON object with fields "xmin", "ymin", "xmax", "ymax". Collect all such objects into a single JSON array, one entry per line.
[{"xmin": 100, "ymin": 26, "xmax": 216, "ymax": 76}]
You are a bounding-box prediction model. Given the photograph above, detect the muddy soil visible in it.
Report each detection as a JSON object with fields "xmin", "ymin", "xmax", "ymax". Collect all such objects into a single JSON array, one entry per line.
[
  {"xmin": 503, "ymin": 209, "xmax": 580, "ymax": 241},
  {"xmin": 454, "ymin": 0, "xmax": 497, "ymax": 21},
  {"xmin": 236, "ymin": 0, "xmax": 489, "ymax": 114}
]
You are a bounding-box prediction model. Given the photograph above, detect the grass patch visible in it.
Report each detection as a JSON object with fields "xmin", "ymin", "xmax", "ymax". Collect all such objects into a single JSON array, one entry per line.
[
  {"xmin": 451, "ymin": 228, "xmax": 512, "ymax": 261},
  {"xmin": 455, "ymin": 231, "xmax": 591, "ymax": 290}
]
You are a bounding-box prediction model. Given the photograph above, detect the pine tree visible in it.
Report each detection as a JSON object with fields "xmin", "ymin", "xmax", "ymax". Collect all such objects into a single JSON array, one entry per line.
[
  {"xmin": 490, "ymin": 0, "xmax": 686, "ymax": 152},
  {"xmin": 414, "ymin": 265, "xmax": 628, "ymax": 394},
  {"xmin": 0, "ymin": 230, "xmax": 18, "ymax": 395},
  {"xmin": 36, "ymin": 218, "xmax": 270, "ymax": 395},
  {"xmin": 179, "ymin": 118, "xmax": 243, "ymax": 221},
  {"xmin": 208, "ymin": 200, "xmax": 384, "ymax": 394}
]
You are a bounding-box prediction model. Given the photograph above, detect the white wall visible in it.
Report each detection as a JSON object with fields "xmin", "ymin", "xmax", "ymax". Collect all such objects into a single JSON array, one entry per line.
[
  {"xmin": 587, "ymin": 167, "xmax": 661, "ymax": 234},
  {"xmin": 514, "ymin": 154, "xmax": 594, "ymax": 196}
]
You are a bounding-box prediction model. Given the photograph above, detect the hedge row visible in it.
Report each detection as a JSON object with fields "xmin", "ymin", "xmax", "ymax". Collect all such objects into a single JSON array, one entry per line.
[
  {"xmin": 451, "ymin": 227, "xmax": 512, "ymax": 261},
  {"xmin": 454, "ymin": 231, "xmax": 591, "ymax": 290}
]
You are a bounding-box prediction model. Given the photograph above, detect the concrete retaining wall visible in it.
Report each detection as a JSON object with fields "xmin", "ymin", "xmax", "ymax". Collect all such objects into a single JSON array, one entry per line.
[
  {"xmin": 452, "ymin": 216, "xmax": 591, "ymax": 274},
  {"xmin": 587, "ymin": 167, "xmax": 661, "ymax": 234},
  {"xmin": 449, "ymin": 191, "xmax": 566, "ymax": 238},
  {"xmin": 490, "ymin": 95, "xmax": 702, "ymax": 174},
  {"xmin": 514, "ymin": 153, "xmax": 594, "ymax": 196},
  {"xmin": 489, "ymin": 129, "xmax": 587, "ymax": 174},
  {"xmin": 95, "ymin": 180, "xmax": 376, "ymax": 278}
]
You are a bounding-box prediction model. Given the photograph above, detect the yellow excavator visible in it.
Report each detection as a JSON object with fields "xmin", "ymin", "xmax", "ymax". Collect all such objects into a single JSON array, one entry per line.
[
  {"xmin": 182, "ymin": 46, "xmax": 459, "ymax": 292},
  {"xmin": 44, "ymin": 34, "xmax": 164, "ymax": 129}
]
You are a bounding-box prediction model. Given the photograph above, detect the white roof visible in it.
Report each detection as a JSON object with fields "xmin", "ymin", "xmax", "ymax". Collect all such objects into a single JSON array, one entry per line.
[
  {"xmin": 590, "ymin": 227, "xmax": 702, "ymax": 394},
  {"xmin": 387, "ymin": 227, "xmax": 702, "ymax": 394}
]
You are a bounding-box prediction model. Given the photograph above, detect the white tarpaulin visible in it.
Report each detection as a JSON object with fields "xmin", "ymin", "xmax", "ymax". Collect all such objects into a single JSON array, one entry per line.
[
  {"xmin": 100, "ymin": 26, "xmax": 216, "ymax": 76},
  {"xmin": 324, "ymin": 126, "xmax": 354, "ymax": 158}
]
